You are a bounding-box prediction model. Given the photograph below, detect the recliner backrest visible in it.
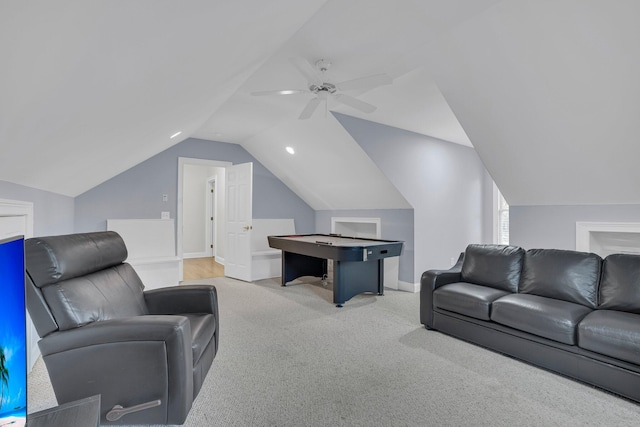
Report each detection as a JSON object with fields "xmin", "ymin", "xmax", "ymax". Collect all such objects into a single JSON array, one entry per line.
[
  {"xmin": 25, "ymin": 232, "xmax": 148, "ymax": 335},
  {"xmin": 598, "ymin": 253, "xmax": 640, "ymax": 313},
  {"xmin": 461, "ymin": 244, "xmax": 525, "ymax": 292},
  {"xmin": 519, "ymin": 248, "xmax": 602, "ymax": 308}
]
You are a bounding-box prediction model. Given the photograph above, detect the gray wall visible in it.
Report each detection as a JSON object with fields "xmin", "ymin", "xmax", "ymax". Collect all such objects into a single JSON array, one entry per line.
[
  {"xmin": 315, "ymin": 209, "xmax": 414, "ymax": 284},
  {"xmin": 334, "ymin": 113, "xmax": 494, "ymax": 283},
  {"xmin": 0, "ymin": 180, "xmax": 75, "ymax": 236},
  {"xmin": 75, "ymin": 138, "xmax": 315, "ymax": 233},
  {"xmin": 510, "ymin": 204, "xmax": 640, "ymax": 250}
]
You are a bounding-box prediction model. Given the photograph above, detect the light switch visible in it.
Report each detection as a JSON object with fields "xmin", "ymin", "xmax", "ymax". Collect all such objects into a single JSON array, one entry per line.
[{"xmin": 162, "ymin": 194, "xmax": 168, "ymax": 202}]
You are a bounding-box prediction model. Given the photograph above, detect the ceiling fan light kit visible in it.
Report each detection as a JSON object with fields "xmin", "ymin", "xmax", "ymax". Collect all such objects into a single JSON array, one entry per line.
[{"xmin": 251, "ymin": 57, "xmax": 392, "ymax": 119}]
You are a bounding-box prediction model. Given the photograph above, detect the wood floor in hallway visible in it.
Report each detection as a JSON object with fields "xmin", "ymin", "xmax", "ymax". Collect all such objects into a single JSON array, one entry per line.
[{"xmin": 183, "ymin": 257, "xmax": 224, "ymax": 281}]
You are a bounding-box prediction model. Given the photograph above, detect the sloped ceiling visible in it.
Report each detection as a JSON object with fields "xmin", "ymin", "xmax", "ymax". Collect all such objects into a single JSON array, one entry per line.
[
  {"xmin": 0, "ymin": 0, "xmax": 327, "ymax": 196},
  {"xmin": 2, "ymin": 1, "xmax": 639, "ymax": 209},
  {"xmin": 421, "ymin": 0, "xmax": 640, "ymax": 206},
  {"xmin": 242, "ymin": 113, "xmax": 411, "ymax": 210}
]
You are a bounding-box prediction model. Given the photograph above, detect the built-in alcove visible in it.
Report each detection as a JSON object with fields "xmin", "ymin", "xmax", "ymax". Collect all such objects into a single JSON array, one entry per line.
[
  {"xmin": 576, "ymin": 222, "xmax": 640, "ymax": 257},
  {"xmin": 332, "ymin": 217, "xmax": 381, "ymax": 239}
]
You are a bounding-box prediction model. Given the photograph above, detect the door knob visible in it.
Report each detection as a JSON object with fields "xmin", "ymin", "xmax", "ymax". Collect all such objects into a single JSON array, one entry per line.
[{"xmin": 243, "ymin": 225, "xmax": 253, "ymax": 231}]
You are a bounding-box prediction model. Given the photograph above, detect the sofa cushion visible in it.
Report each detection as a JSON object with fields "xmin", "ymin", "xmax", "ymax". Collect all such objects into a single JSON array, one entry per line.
[
  {"xmin": 599, "ymin": 254, "xmax": 640, "ymax": 313},
  {"xmin": 519, "ymin": 249, "xmax": 602, "ymax": 308},
  {"xmin": 578, "ymin": 310, "xmax": 640, "ymax": 365},
  {"xmin": 491, "ymin": 294, "xmax": 592, "ymax": 345},
  {"xmin": 433, "ymin": 282, "xmax": 511, "ymax": 321},
  {"xmin": 460, "ymin": 244, "xmax": 524, "ymax": 292}
]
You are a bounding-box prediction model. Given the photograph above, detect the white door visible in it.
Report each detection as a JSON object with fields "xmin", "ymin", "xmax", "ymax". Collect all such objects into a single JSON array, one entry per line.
[{"xmin": 225, "ymin": 162, "xmax": 253, "ymax": 281}]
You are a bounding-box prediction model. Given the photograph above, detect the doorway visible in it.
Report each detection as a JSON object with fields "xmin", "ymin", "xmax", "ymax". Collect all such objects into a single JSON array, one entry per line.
[{"xmin": 177, "ymin": 157, "xmax": 231, "ymax": 280}]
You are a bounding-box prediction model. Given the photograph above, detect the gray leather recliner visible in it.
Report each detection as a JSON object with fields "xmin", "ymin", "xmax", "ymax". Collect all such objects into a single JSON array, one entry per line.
[{"xmin": 25, "ymin": 231, "xmax": 219, "ymax": 425}]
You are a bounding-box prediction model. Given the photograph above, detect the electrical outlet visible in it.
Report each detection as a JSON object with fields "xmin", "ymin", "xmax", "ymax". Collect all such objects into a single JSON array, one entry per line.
[{"xmin": 161, "ymin": 211, "xmax": 170, "ymax": 220}]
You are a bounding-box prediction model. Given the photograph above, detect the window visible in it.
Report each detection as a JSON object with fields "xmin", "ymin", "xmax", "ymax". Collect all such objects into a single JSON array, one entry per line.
[{"xmin": 494, "ymin": 184, "xmax": 509, "ymax": 245}]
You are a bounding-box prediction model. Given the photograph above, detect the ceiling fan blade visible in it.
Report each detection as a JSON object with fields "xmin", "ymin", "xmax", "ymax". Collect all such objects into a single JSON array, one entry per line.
[
  {"xmin": 290, "ymin": 57, "xmax": 323, "ymax": 86},
  {"xmin": 298, "ymin": 97, "xmax": 322, "ymax": 120},
  {"xmin": 336, "ymin": 73, "xmax": 392, "ymax": 92},
  {"xmin": 333, "ymin": 94, "xmax": 377, "ymax": 114},
  {"xmin": 251, "ymin": 89, "xmax": 308, "ymax": 96}
]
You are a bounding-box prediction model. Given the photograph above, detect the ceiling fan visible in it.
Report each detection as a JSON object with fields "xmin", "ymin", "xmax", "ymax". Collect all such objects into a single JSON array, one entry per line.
[{"xmin": 251, "ymin": 57, "xmax": 392, "ymax": 119}]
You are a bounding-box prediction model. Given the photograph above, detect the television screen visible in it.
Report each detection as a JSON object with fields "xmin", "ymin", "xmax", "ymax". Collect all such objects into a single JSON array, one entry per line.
[{"xmin": 0, "ymin": 235, "xmax": 26, "ymax": 427}]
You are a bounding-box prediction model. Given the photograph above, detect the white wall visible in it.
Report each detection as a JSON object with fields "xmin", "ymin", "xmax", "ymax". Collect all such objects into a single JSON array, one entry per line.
[{"xmin": 335, "ymin": 114, "xmax": 494, "ymax": 284}]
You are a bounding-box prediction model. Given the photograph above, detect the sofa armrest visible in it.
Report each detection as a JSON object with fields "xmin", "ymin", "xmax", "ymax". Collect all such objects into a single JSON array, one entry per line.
[
  {"xmin": 144, "ymin": 284, "xmax": 218, "ymax": 315},
  {"xmin": 38, "ymin": 316, "xmax": 193, "ymax": 424},
  {"xmin": 420, "ymin": 253, "xmax": 464, "ymax": 329}
]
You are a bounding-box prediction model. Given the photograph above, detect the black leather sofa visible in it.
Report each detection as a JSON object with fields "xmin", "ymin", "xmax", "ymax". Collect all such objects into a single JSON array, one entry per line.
[
  {"xmin": 25, "ymin": 231, "xmax": 219, "ymax": 425},
  {"xmin": 420, "ymin": 244, "xmax": 640, "ymax": 403}
]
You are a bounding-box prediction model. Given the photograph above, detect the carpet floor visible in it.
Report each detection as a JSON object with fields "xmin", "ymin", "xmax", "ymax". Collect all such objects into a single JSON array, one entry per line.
[{"xmin": 28, "ymin": 276, "xmax": 640, "ymax": 426}]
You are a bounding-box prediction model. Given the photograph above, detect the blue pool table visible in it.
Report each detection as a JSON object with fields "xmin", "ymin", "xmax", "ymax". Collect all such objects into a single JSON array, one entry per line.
[{"xmin": 267, "ymin": 234, "xmax": 403, "ymax": 307}]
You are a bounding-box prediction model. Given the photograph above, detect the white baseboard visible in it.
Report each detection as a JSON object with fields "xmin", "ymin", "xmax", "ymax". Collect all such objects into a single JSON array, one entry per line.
[
  {"xmin": 397, "ymin": 280, "xmax": 419, "ymax": 293},
  {"xmin": 183, "ymin": 251, "xmax": 209, "ymax": 259},
  {"xmin": 384, "ymin": 280, "xmax": 418, "ymax": 293}
]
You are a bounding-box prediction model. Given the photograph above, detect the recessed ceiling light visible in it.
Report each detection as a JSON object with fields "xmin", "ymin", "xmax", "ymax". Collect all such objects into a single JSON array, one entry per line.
[
  {"xmin": 170, "ymin": 131, "xmax": 182, "ymax": 139},
  {"xmin": 285, "ymin": 146, "xmax": 295, "ymax": 155}
]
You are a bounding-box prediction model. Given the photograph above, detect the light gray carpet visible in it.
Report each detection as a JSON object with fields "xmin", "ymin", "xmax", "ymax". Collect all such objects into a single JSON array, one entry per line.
[{"xmin": 29, "ymin": 276, "xmax": 640, "ymax": 426}]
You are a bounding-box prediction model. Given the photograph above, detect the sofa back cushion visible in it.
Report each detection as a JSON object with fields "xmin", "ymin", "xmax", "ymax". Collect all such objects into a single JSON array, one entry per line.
[
  {"xmin": 519, "ymin": 249, "xmax": 602, "ymax": 308},
  {"xmin": 460, "ymin": 244, "xmax": 524, "ymax": 292},
  {"xmin": 40, "ymin": 264, "xmax": 148, "ymax": 330},
  {"xmin": 599, "ymin": 253, "xmax": 640, "ymax": 313},
  {"xmin": 26, "ymin": 232, "xmax": 148, "ymax": 331}
]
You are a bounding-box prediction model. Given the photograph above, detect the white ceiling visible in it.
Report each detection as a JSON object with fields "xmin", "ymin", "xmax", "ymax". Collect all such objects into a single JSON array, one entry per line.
[{"xmin": 2, "ymin": 1, "xmax": 640, "ymax": 208}]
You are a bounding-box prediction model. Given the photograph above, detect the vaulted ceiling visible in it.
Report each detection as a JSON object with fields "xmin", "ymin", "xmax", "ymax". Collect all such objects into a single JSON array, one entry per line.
[{"xmin": 2, "ymin": 1, "xmax": 639, "ymax": 208}]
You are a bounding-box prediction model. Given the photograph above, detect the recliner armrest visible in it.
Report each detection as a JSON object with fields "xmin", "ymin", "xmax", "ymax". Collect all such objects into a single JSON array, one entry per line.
[
  {"xmin": 144, "ymin": 284, "xmax": 218, "ymax": 315},
  {"xmin": 38, "ymin": 315, "xmax": 192, "ymax": 356}
]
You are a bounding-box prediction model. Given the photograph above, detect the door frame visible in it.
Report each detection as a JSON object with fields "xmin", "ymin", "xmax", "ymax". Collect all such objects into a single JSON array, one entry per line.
[
  {"xmin": 177, "ymin": 157, "xmax": 232, "ymax": 279},
  {"xmin": 206, "ymin": 177, "xmax": 217, "ymax": 258}
]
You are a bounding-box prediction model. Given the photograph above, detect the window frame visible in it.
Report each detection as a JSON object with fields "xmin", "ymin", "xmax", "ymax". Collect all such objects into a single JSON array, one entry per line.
[{"xmin": 493, "ymin": 184, "xmax": 509, "ymax": 245}]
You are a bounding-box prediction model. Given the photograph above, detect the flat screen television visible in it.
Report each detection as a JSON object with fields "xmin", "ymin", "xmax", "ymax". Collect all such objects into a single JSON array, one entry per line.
[{"xmin": 0, "ymin": 235, "xmax": 26, "ymax": 427}]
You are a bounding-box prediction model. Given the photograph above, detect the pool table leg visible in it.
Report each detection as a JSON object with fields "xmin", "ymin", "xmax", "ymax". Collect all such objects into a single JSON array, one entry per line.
[
  {"xmin": 281, "ymin": 251, "xmax": 325, "ymax": 286},
  {"xmin": 333, "ymin": 259, "xmax": 384, "ymax": 306}
]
